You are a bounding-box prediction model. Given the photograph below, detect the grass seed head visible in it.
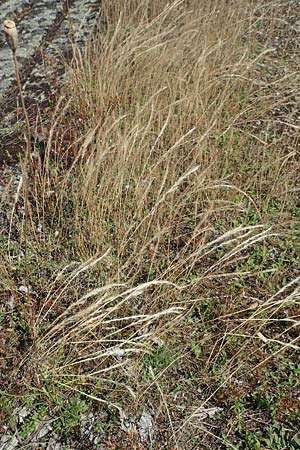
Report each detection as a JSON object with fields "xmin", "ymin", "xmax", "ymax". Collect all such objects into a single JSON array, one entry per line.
[{"xmin": 4, "ymin": 19, "xmax": 18, "ymax": 52}]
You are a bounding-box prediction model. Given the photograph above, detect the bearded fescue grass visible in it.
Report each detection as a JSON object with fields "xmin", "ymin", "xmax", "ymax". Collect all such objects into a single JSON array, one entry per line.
[{"xmin": 1, "ymin": 1, "xmax": 299, "ymax": 447}]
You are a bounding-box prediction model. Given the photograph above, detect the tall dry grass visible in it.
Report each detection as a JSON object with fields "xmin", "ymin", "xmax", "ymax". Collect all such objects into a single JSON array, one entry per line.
[
  {"xmin": 1, "ymin": 0, "xmax": 299, "ymax": 446},
  {"xmin": 43, "ymin": 0, "xmax": 261, "ymax": 268},
  {"xmin": 27, "ymin": 0, "xmax": 298, "ymax": 380}
]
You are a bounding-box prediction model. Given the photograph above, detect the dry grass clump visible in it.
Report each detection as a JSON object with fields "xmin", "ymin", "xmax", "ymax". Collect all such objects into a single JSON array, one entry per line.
[
  {"xmin": 26, "ymin": 0, "xmax": 299, "ymax": 387},
  {"xmin": 1, "ymin": 0, "xmax": 299, "ymax": 447},
  {"xmin": 30, "ymin": 0, "xmax": 300, "ymax": 370},
  {"xmin": 44, "ymin": 1, "xmax": 260, "ymax": 269}
]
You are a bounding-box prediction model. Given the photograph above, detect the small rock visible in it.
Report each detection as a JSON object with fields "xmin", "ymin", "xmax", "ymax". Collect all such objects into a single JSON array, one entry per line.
[
  {"xmin": 0, "ymin": 435, "xmax": 19, "ymax": 450},
  {"xmin": 35, "ymin": 421, "xmax": 53, "ymax": 440},
  {"xmin": 192, "ymin": 406, "xmax": 223, "ymax": 421},
  {"xmin": 152, "ymin": 336, "xmax": 164, "ymax": 347},
  {"xmin": 17, "ymin": 406, "xmax": 30, "ymax": 424},
  {"xmin": 7, "ymin": 295, "xmax": 15, "ymax": 310},
  {"xmin": 80, "ymin": 411, "xmax": 95, "ymax": 437},
  {"xmin": 18, "ymin": 285, "xmax": 37, "ymax": 295},
  {"xmin": 291, "ymin": 21, "xmax": 300, "ymax": 32},
  {"xmin": 120, "ymin": 410, "xmax": 137, "ymax": 434},
  {"xmin": 138, "ymin": 408, "xmax": 154, "ymax": 443},
  {"xmin": 46, "ymin": 435, "xmax": 63, "ymax": 450}
]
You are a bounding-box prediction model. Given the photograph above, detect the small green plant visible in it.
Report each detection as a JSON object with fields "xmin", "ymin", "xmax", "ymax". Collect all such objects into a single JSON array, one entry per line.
[
  {"xmin": 190, "ymin": 341, "xmax": 201, "ymax": 360},
  {"xmin": 55, "ymin": 396, "xmax": 88, "ymax": 431},
  {"xmin": 20, "ymin": 404, "xmax": 48, "ymax": 439},
  {"xmin": 142, "ymin": 346, "xmax": 176, "ymax": 381},
  {"xmin": 226, "ymin": 427, "xmax": 300, "ymax": 450}
]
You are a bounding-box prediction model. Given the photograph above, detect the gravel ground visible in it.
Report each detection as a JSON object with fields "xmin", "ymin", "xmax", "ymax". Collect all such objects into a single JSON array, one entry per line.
[
  {"xmin": 0, "ymin": 0, "xmax": 101, "ymax": 236},
  {"xmin": 0, "ymin": 0, "xmax": 101, "ymax": 164}
]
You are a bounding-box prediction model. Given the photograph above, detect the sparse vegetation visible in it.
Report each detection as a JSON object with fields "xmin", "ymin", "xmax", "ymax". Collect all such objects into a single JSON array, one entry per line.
[{"xmin": 0, "ymin": 0, "xmax": 299, "ymax": 448}]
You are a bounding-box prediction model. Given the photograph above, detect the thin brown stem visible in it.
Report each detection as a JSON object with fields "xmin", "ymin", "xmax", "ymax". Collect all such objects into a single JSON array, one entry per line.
[
  {"xmin": 12, "ymin": 49, "xmax": 35, "ymax": 340},
  {"xmin": 12, "ymin": 51, "xmax": 31, "ymax": 155}
]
